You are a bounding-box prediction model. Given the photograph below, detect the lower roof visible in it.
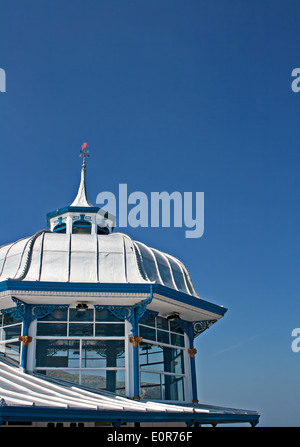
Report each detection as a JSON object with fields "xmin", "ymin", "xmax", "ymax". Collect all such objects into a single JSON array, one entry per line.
[{"xmin": 0, "ymin": 358, "xmax": 259, "ymax": 427}]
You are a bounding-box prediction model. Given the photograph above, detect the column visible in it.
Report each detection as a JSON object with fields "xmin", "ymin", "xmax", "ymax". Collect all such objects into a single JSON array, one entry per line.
[
  {"xmin": 187, "ymin": 322, "xmax": 198, "ymax": 403},
  {"xmin": 129, "ymin": 304, "xmax": 143, "ymax": 399}
]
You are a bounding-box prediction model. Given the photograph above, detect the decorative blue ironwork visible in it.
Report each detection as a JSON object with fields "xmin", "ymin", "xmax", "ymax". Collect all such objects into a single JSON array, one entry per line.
[
  {"xmin": 95, "ymin": 296, "xmax": 153, "ymax": 333},
  {"xmin": 134, "ymin": 295, "xmax": 153, "ymax": 323},
  {"xmin": 95, "ymin": 286, "xmax": 153, "ymax": 333},
  {"xmin": 1, "ymin": 298, "xmax": 69, "ymax": 324},
  {"xmin": 192, "ymin": 320, "xmax": 217, "ymax": 337},
  {"xmin": 96, "ymin": 305, "xmax": 133, "ymax": 323},
  {"xmin": 32, "ymin": 304, "xmax": 69, "ymax": 321},
  {"xmin": 177, "ymin": 318, "xmax": 217, "ymax": 338},
  {"xmin": 1, "ymin": 297, "xmax": 27, "ymax": 321},
  {"xmin": 1, "ymin": 298, "xmax": 70, "ymax": 370}
]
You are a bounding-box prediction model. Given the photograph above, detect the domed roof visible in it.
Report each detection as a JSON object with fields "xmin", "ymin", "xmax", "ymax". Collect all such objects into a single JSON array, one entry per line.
[
  {"xmin": 0, "ymin": 231, "xmax": 198, "ymax": 297},
  {"xmin": 0, "ymin": 147, "xmax": 199, "ymax": 299}
]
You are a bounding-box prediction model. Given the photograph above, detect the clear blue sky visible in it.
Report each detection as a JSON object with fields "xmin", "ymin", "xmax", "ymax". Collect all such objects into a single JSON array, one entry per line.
[{"xmin": 1, "ymin": 0, "xmax": 299, "ymax": 427}]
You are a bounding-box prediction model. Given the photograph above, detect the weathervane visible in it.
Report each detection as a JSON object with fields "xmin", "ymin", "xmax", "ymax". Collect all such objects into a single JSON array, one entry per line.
[{"xmin": 80, "ymin": 142, "xmax": 90, "ymax": 166}]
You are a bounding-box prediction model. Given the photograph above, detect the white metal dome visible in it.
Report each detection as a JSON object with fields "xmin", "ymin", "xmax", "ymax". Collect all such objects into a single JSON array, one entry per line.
[{"xmin": 0, "ymin": 231, "xmax": 198, "ymax": 297}]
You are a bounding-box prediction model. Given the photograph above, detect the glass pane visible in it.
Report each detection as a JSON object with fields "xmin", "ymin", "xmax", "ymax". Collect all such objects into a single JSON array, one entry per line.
[
  {"xmin": 140, "ymin": 372, "xmax": 162, "ymax": 399},
  {"xmin": 2, "ymin": 324, "xmax": 22, "ymax": 340},
  {"xmin": 156, "ymin": 316, "xmax": 168, "ymax": 330},
  {"xmin": 39, "ymin": 308, "xmax": 68, "ymax": 322},
  {"xmin": 139, "ymin": 343, "xmax": 164, "ymax": 372},
  {"xmin": 140, "ymin": 343, "xmax": 184, "ymax": 375},
  {"xmin": 95, "ymin": 323, "xmax": 124, "ymax": 337},
  {"xmin": 163, "ymin": 347, "xmax": 185, "ymax": 374},
  {"xmin": 95, "ymin": 309, "xmax": 122, "ymax": 322},
  {"xmin": 169, "ymin": 320, "xmax": 184, "ymax": 334},
  {"xmin": 139, "ymin": 311, "xmax": 156, "ymax": 328},
  {"xmin": 72, "ymin": 221, "xmax": 92, "ymax": 235},
  {"xmin": 0, "ymin": 342, "xmax": 20, "ymax": 365},
  {"xmin": 164, "ymin": 375, "xmax": 185, "ymax": 401},
  {"xmin": 36, "ymin": 369, "xmax": 80, "ymax": 384},
  {"xmin": 3, "ymin": 314, "xmax": 20, "ymax": 326},
  {"xmin": 139, "ymin": 325, "xmax": 156, "ymax": 341},
  {"xmin": 171, "ymin": 333, "xmax": 185, "ymax": 347},
  {"xmin": 157, "ymin": 330, "xmax": 169, "ymax": 344},
  {"xmin": 81, "ymin": 370, "xmax": 125, "ymax": 394},
  {"xmin": 69, "ymin": 323, "xmax": 93, "ymax": 337},
  {"xmin": 36, "ymin": 323, "xmax": 67, "ymax": 337},
  {"xmin": 35, "ymin": 339, "xmax": 80, "ymax": 368},
  {"xmin": 81, "ymin": 340, "xmax": 125, "ymax": 368},
  {"xmin": 69, "ymin": 308, "xmax": 93, "ymax": 322}
]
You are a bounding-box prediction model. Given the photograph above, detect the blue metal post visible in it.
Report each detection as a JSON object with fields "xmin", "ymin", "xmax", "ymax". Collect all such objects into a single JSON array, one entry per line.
[
  {"xmin": 132, "ymin": 309, "xmax": 141, "ymax": 399},
  {"xmin": 20, "ymin": 304, "xmax": 32, "ymax": 369},
  {"xmin": 188, "ymin": 322, "xmax": 198, "ymax": 403}
]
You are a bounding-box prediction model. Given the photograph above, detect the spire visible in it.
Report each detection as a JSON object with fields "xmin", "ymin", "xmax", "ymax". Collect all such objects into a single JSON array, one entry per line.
[{"xmin": 70, "ymin": 143, "xmax": 93, "ymax": 207}]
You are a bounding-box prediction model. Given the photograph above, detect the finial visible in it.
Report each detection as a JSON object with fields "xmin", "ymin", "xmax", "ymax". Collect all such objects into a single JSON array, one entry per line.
[
  {"xmin": 70, "ymin": 142, "xmax": 93, "ymax": 207},
  {"xmin": 80, "ymin": 142, "xmax": 90, "ymax": 166}
]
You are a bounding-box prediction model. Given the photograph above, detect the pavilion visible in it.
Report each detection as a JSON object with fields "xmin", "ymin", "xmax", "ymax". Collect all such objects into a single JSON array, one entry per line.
[{"xmin": 0, "ymin": 145, "xmax": 259, "ymax": 427}]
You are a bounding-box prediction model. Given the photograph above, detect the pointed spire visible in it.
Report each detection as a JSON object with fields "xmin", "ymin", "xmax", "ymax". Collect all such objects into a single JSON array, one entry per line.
[{"xmin": 70, "ymin": 143, "xmax": 93, "ymax": 207}]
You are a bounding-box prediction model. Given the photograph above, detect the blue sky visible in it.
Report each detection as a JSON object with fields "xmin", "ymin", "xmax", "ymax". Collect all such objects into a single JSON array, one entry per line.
[{"xmin": 1, "ymin": 0, "xmax": 300, "ymax": 426}]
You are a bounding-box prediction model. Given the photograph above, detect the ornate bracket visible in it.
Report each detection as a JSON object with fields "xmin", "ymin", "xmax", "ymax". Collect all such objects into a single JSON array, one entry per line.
[
  {"xmin": 31, "ymin": 303, "xmax": 69, "ymax": 321},
  {"xmin": 95, "ymin": 286, "xmax": 153, "ymax": 333},
  {"xmin": 192, "ymin": 320, "xmax": 217, "ymax": 337},
  {"xmin": 1, "ymin": 297, "xmax": 69, "ymax": 325},
  {"xmin": 1, "ymin": 297, "xmax": 27, "ymax": 321},
  {"xmin": 177, "ymin": 318, "xmax": 217, "ymax": 339}
]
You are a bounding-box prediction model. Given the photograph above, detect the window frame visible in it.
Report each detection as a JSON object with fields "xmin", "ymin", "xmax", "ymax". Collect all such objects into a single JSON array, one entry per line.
[
  {"xmin": 0, "ymin": 312, "xmax": 22, "ymax": 365},
  {"xmin": 138, "ymin": 314, "xmax": 186, "ymax": 401},
  {"xmin": 34, "ymin": 307, "xmax": 126, "ymax": 394}
]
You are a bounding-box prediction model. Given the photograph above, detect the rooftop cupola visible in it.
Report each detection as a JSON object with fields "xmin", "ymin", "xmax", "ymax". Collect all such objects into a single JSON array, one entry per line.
[{"xmin": 46, "ymin": 143, "xmax": 115, "ymax": 234}]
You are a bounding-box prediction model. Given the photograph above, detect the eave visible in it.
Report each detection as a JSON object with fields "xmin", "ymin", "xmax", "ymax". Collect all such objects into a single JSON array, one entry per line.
[{"xmin": 0, "ymin": 281, "xmax": 227, "ymax": 323}]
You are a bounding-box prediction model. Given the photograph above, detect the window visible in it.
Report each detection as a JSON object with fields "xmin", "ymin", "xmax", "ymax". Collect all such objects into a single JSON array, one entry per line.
[
  {"xmin": 72, "ymin": 220, "xmax": 91, "ymax": 234},
  {"xmin": 0, "ymin": 313, "xmax": 22, "ymax": 365},
  {"xmin": 53, "ymin": 217, "xmax": 66, "ymax": 233},
  {"xmin": 139, "ymin": 313, "xmax": 186, "ymax": 400},
  {"xmin": 53, "ymin": 223, "xmax": 66, "ymax": 233},
  {"xmin": 36, "ymin": 308, "xmax": 124, "ymax": 338},
  {"xmin": 139, "ymin": 314, "xmax": 185, "ymax": 347},
  {"xmin": 140, "ymin": 371, "xmax": 185, "ymax": 401},
  {"xmin": 35, "ymin": 308, "xmax": 125, "ymax": 394}
]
